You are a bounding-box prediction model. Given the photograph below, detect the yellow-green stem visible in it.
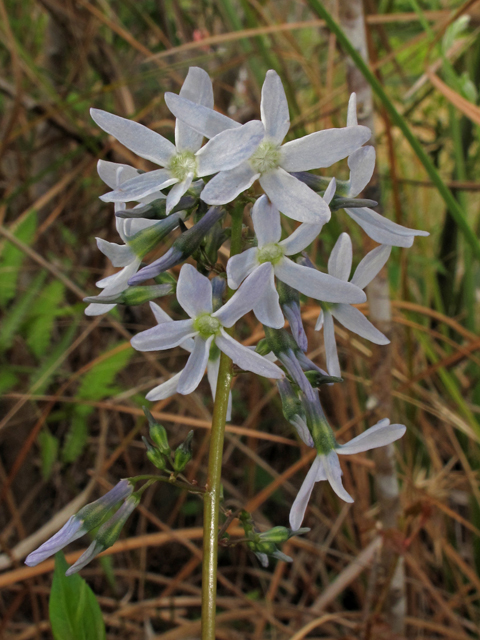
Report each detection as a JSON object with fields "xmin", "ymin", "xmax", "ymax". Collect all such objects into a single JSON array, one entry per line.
[{"xmin": 201, "ymin": 204, "xmax": 243, "ymax": 640}]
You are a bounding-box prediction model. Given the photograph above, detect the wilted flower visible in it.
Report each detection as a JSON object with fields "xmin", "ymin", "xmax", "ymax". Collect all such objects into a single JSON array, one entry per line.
[
  {"xmin": 91, "ymin": 68, "xmax": 264, "ymax": 213},
  {"xmin": 315, "ymin": 232, "xmax": 391, "ymax": 377},
  {"xmin": 131, "ymin": 263, "xmax": 284, "ymax": 395},
  {"xmin": 25, "ymin": 480, "xmax": 133, "ymax": 566},
  {"xmin": 226, "ymin": 194, "xmax": 366, "ymax": 329},
  {"xmin": 166, "ymin": 70, "xmax": 371, "ymax": 224}
]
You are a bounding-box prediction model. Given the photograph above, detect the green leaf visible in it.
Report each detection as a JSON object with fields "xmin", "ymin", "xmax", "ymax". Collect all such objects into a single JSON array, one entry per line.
[
  {"xmin": 77, "ymin": 346, "xmax": 133, "ymax": 401},
  {"xmin": 49, "ymin": 552, "xmax": 106, "ymax": 640},
  {"xmin": 29, "ymin": 322, "xmax": 78, "ymax": 395},
  {"xmin": 0, "ymin": 211, "xmax": 37, "ymax": 307},
  {"xmin": 62, "ymin": 411, "xmax": 90, "ymax": 464},
  {"xmin": 38, "ymin": 430, "xmax": 59, "ymax": 481},
  {"xmin": 0, "ymin": 369, "xmax": 19, "ymax": 394},
  {"xmin": 26, "ymin": 280, "xmax": 66, "ymax": 358}
]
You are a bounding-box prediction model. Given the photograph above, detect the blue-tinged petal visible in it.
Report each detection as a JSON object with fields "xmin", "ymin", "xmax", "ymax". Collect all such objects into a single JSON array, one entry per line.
[
  {"xmin": 260, "ymin": 70, "xmax": 290, "ymax": 145},
  {"xmin": 214, "ymin": 262, "xmax": 272, "ymax": 327},
  {"xmin": 323, "ymin": 310, "xmax": 341, "ymax": 378},
  {"xmin": 289, "ymin": 456, "xmax": 324, "ymax": 530},
  {"xmin": 131, "ymin": 318, "xmax": 196, "ymax": 351},
  {"xmin": 165, "ymin": 93, "xmax": 240, "ymax": 139},
  {"xmin": 327, "ymin": 233, "xmax": 352, "ymax": 281},
  {"xmin": 177, "ymin": 264, "xmax": 213, "ymax": 318},
  {"xmin": 177, "ymin": 335, "xmax": 212, "ymax": 395},
  {"xmin": 196, "ymin": 120, "xmax": 265, "ymax": 177},
  {"xmin": 337, "ymin": 420, "xmax": 406, "ymax": 455},
  {"xmin": 25, "ymin": 516, "xmax": 85, "ymax": 566},
  {"xmin": 91, "ymin": 109, "xmax": 177, "ymax": 166},
  {"xmin": 227, "ymin": 248, "xmax": 259, "ymax": 289},
  {"xmin": 215, "ymin": 329, "xmax": 284, "ymax": 379},
  {"xmin": 279, "ymin": 223, "xmax": 323, "ymax": 256},
  {"xmin": 347, "ymin": 146, "xmax": 376, "ymax": 197},
  {"xmin": 331, "ymin": 304, "xmax": 389, "ymax": 345},
  {"xmin": 96, "ymin": 238, "xmax": 135, "ymax": 267},
  {"xmin": 274, "ymin": 258, "xmax": 366, "ymax": 304},
  {"xmin": 345, "ymin": 207, "xmax": 428, "ymax": 248},
  {"xmin": 200, "ymin": 163, "xmax": 260, "ymax": 205},
  {"xmin": 146, "ymin": 371, "xmax": 183, "ymax": 401},
  {"xmin": 253, "ymin": 268, "xmax": 284, "ymax": 328},
  {"xmin": 97, "ymin": 159, "xmax": 140, "ymax": 189},
  {"xmin": 260, "ymin": 169, "xmax": 331, "ymax": 224},
  {"xmin": 347, "ymin": 93, "xmax": 358, "ymax": 127},
  {"xmin": 350, "ymin": 244, "xmax": 391, "ymax": 290},
  {"xmin": 166, "ymin": 172, "xmax": 194, "ymax": 214},
  {"xmin": 100, "ymin": 169, "xmax": 178, "ymax": 203},
  {"xmin": 280, "ymin": 126, "xmax": 371, "ymax": 172},
  {"xmin": 323, "ymin": 450, "xmax": 354, "ymax": 503},
  {"xmin": 251, "ymin": 195, "xmax": 282, "ymax": 246},
  {"xmin": 149, "ymin": 302, "xmax": 195, "ymax": 351},
  {"xmin": 175, "ymin": 67, "xmax": 214, "ymax": 153}
]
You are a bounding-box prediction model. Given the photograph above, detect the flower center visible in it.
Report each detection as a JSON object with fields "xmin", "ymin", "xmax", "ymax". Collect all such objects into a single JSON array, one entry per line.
[
  {"xmin": 169, "ymin": 151, "xmax": 198, "ymax": 182},
  {"xmin": 194, "ymin": 313, "xmax": 221, "ymax": 338},
  {"xmin": 257, "ymin": 243, "xmax": 284, "ymax": 265},
  {"xmin": 249, "ymin": 140, "xmax": 282, "ymax": 174}
]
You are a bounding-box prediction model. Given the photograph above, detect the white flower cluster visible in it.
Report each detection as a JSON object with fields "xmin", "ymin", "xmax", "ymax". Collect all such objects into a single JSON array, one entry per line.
[{"xmin": 86, "ymin": 67, "xmax": 427, "ymax": 529}]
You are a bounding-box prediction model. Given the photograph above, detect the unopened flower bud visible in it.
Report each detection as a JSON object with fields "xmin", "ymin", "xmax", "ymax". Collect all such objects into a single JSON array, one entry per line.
[
  {"xmin": 115, "ymin": 195, "xmax": 196, "ymax": 219},
  {"xmin": 330, "ymin": 196, "xmax": 378, "ymax": 211},
  {"xmin": 142, "ymin": 436, "xmax": 167, "ymax": 470},
  {"xmin": 173, "ymin": 431, "xmax": 194, "ymax": 473},
  {"xmin": 129, "ymin": 207, "xmax": 225, "ymax": 285},
  {"xmin": 65, "ymin": 494, "xmax": 140, "ymax": 575},
  {"xmin": 143, "ymin": 407, "xmax": 170, "ymax": 455},
  {"xmin": 277, "ymin": 281, "xmax": 308, "ymax": 352},
  {"xmin": 153, "ymin": 271, "xmax": 177, "ymax": 288},
  {"xmin": 84, "ymin": 283, "xmax": 173, "ymax": 307},
  {"xmin": 127, "ymin": 212, "xmax": 184, "ymax": 259},
  {"xmin": 254, "ymin": 338, "xmax": 271, "ymax": 356},
  {"xmin": 211, "ymin": 276, "xmax": 226, "ymax": 312},
  {"xmin": 304, "ymin": 370, "xmax": 343, "ymax": 386},
  {"xmin": 258, "ymin": 525, "xmax": 310, "ymax": 543}
]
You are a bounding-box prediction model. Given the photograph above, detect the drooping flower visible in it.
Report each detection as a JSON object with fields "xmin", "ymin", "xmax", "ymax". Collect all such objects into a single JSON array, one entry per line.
[
  {"xmin": 85, "ymin": 161, "xmax": 184, "ymax": 315},
  {"xmin": 91, "ymin": 68, "xmax": 264, "ymax": 213},
  {"xmin": 131, "ymin": 263, "xmax": 284, "ymax": 394},
  {"xmin": 281, "ymin": 382, "xmax": 406, "ymax": 530},
  {"xmin": 226, "ymin": 194, "xmax": 366, "ymax": 329},
  {"xmin": 165, "ymin": 70, "xmax": 371, "ymax": 224},
  {"xmin": 25, "ymin": 480, "xmax": 133, "ymax": 566},
  {"xmin": 315, "ymin": 232, "xmax": 391, "ymax": 377}
]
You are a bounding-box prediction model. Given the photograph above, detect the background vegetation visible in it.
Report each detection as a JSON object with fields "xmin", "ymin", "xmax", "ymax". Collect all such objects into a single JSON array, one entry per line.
[{"xmin": 1, "ymin": 0, "xmax": 480, "ymax": 638}]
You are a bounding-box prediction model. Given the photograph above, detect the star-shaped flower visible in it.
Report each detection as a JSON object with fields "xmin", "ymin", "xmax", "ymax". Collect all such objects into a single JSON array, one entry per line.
[
  {"xmin": 165, "ymin": 70, "xmax": 371, "ymax": 224},
  {"xmin": 131, "ymin": 263, "xmax": 284, "ymax": 394},
  {"xmin": 91, "ymin": 67, "xmax": 264, "ymax": 214},
  {"xmin": 226, "ymin": 194, "xmax": 366, "ymax": 329},
  {"xmin": 315, "ymin": 232, "xmax": 391, "ymax": 377},
  {"xmin": 279, "ymin": 380, "xmax": 406, "ymax": 530},
  {"xmin": 85, "ymin": 161, "xmax": 184, "ymax": 316}
]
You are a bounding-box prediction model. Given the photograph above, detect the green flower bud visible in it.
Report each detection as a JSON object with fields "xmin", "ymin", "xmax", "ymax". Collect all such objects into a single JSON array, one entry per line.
[
  {"xmin": 304, "ymin": 370, "xmax": 343, "ymax": 386},
  {"xmin": 143, "ymin": 407, "xmax": 170, "ymax": 455},
  {"xmin": 142, "ymin": 437, "xmax": 166, "ymax": 470},
  {"xmin": 173, "ymin": 431, "xmax": 194, "ymax": 473},
  {"xmin": 255, "ymin": 337, "xmax": 272, "ymax": 356},
  {"xmin": 84, "ymin": 284, "xmax": 173, "ymax": 307}
]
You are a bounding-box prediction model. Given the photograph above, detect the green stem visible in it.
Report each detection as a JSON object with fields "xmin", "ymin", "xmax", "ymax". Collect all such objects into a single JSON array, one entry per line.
[
  {"xmin": 306, "ymin": 0, "xmax": 480, "ymax": 262},
  {"xmin": 201, "ymin": 205, "xmax": 243, "ymax": 640}
]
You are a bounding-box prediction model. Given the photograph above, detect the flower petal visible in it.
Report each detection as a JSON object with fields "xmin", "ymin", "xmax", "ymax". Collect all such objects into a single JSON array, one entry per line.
[
  {"xmin": 323, "ymin": 177, "xmax": 337, "ymax": 204},
  {"xmin": 291, "ymin": 416, "xmax": 314, "ymax": 447},
  {"xmin": 90, "ymin": 108, "xmax": 176, "ymax": 166},
  {"xmin": 177, "ymin": 335, "xmax": 212, "ymax": 395},
  {"xmin": 25, "ymin": 516, "xmax": 85, "ymax": 566},
  {"xmin": 260, "ymin": 69, "xmax": 290, "ymax": 145},
  {"xmin": 166, "ymin": 172, "xmax": 194, "ymax": 214},
  {"xmin": 96, "ymin": 238, "xmax": 134, "ymax": 267},
  {"xmin": 227, "ymin": 247, "xmax": 259, "ymax": 289},
  {"xmin": 165, "ymin": 93, "xmax": 240, "ymax": 139},
  {"xmin": 175, "ymin": 67, "xmax": 214, "ymax": 153},
  {"xmin": 85, "ymin": 260, "xmax": 141, "ymax": 316},
  {"xmin": 260, "ymin": 169, "xmax": 331, "ymax": 224},
  {"xmin": 214, "ymin": 262, "xmax": 272, "ymax": 327},
  {"xmin": 274, "ymin": 258, "xmax": 366, "ymax": 304},
  {"xmin": 323, "ymin": 310, "xmax": 341, "ymax": 378},
  {"xmin": 146, "ymin": 371, "xmax": 183, "ymax": 401},
  {"xmin": 196, "ymin": 120, "xmax": 265, "ymax": 177},
  {"xmin": 280, "ymin": 126, "xmax": 371, "ymax": 172},
  {"xmin": 215, "ymin": 329, "xmax": 284, "ymax": 378},
  {"xmin": 131, "ymin": 318, "xmax": 196, "ymax": 351},
  {"xmin": 177, "ymin": 264, "xmax": 213, "ymax": 318},
  {"xmin": 323, "ymin": 450, "xmax": 354, "ymax": 503},
  {"xmin": 279, "ymin": 223, "xmax": 323, "ymax": 256},
  {"xmin": 331, "ymin": 304, "xmax": 389, "ymax": 344},
  {"xmin": 149, "ymin": 302, "xmax": 195, "ymax": 351},
  {"xmin": 200, "ymin": 163, "xmax": 260, "ymax": 205},
  {"xmin": 328, "ymin": 232, "xmax": 352, "ymax": 281},
  {"xmin": 338, "ymin": 421, "xmax": 406, "ymax": 455},
  {"xmin": 350, "ymin": 244, "xmax": 391, "ymax": 290},
  {"xmin": 207, "ymin": 357, "xmax": 232, "ymax": 421},
  {"xmin": 347, "ymin": 93, "xmax": 358, "ymax": 127},
  {"xmin": 251, "ymin": 195, "xmax": 282, "ymax": 246},
  {"xmin": 97, "ymin": 160, "xmax": 140, "ymax": 189},
  {"xmin": 345, "ymin": 207, "xmax": 429, "ymax": 248},
  {"xmin": 289, "ymin": 456, "xmax": 323, "ymax": 530},
  {"xmin": 348, "ymin": 146, "xmax": 376, "ymax": 197},
  {"xmin": 100, "ymin": 169, "xmax": 177, "ymax": 203},
  {"xmin": 253, "ymin": 268, "xmax": 284, "ymax": 328}
]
